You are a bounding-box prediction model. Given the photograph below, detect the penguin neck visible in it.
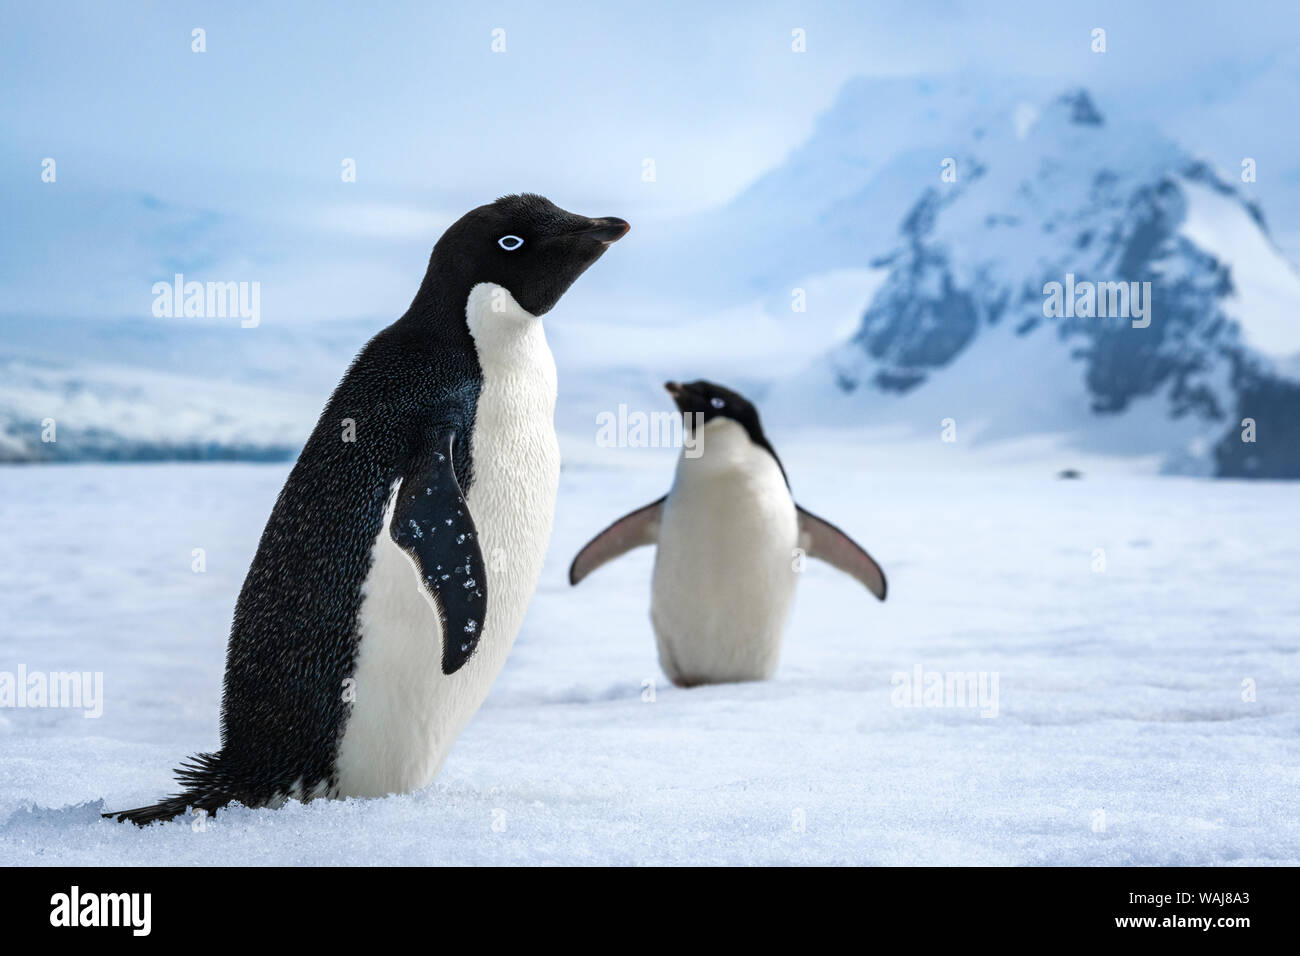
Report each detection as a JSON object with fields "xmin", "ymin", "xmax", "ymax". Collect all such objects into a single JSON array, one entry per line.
[
  {"xmin": 676, "ymin": 418, "xmax": 789, "ymax": 490},
  {"xmin": 465, "ymin": 282, "xmax": 555, "ymax": 377},
  {"xmin": 397, "ymin": 250, "xmax": 481, "ymax": 345},
  {"xmin": 678, "ymin": 419, "xmax": 757, "ymax": 477}
]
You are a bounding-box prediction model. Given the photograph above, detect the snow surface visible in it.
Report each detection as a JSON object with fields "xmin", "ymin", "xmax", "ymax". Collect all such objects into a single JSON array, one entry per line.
[{"xmin": 1, "ymin": 456, "xmax": 1297, "ymax": 865}]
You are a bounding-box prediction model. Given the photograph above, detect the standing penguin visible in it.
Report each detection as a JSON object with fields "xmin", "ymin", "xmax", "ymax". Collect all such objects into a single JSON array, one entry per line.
[
  {"xmin": 569, "ymin": 380, "xmax": 885, "ymax": 687},
  {"xmin": 108, "ymin": 194, "xmax": 629, "ymax": 824}
]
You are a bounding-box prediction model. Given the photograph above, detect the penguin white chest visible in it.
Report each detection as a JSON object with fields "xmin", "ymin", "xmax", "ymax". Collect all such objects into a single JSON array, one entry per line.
[
  {"xmin": 650, "ymin": 420, "xmax": 800, "ymax": 686},
  {"xmin": 336, "ymin": 284, "xmax": 560, "ymax": 798}
]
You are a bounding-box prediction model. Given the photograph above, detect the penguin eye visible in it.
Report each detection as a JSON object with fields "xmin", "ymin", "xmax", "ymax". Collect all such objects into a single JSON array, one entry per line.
[
  {"xmin": 497, "ymin": 235, "xmax": 524, "ymax": 251},
  {"xmin": 710, "ymin": 397, "xmax": 725, "ymax": 409}
]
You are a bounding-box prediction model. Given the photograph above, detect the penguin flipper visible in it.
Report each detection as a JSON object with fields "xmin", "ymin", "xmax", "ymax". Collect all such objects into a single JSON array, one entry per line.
[
  {"xmin": 391, "ymin": 430, "xmax": 488, "ymax": 675},
  {"xmin": 569, "ymin": 496, "xmax": 666, "ymax": 585},
  {"xmin": 796, "ymin": 505, "xmax": 887, "ymax": 601}
]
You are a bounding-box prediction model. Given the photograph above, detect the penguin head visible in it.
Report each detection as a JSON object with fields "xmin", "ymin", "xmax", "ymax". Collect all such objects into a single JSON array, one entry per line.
[
  {"xmin": 664, "ymin": 380, "xmax": 765, "ymax": 437},
  {"xmin": 430, "ymin": 193, "xmax": 629, "ymax": 316},
  {"xmin": 665, "ymin": 380, "xmax": 787, "ymax": 481}
]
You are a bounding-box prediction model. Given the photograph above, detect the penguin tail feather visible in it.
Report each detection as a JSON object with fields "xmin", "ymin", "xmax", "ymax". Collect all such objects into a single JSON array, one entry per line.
[{"xmin": 104, "ymin": 752, "xmax": 235, "ymax": 827}]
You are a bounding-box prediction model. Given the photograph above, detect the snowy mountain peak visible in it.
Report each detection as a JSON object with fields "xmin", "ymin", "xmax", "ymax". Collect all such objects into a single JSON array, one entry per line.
[{"xmin": 759, "ymin": 83, "xmax": 1300, "ymax": 477}]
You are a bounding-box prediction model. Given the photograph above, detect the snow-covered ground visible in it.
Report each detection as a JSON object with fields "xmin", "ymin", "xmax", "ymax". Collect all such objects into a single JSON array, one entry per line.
[{"xmin": 1, "ymin": 455, "xmax": 1297, "ymax": 865}]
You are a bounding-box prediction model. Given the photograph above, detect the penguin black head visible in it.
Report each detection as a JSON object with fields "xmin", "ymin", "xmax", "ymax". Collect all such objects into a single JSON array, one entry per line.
[
  {"xmin": 665, "ymin": 380, "xmax": 787, "ymax": 481},
  {"xmin": 664, "ymin": 380, "xmax": 759, "ymax": 430},
  {"xmin": 426, "ymin": 193, "xmax": 629, "ymax": 317}
]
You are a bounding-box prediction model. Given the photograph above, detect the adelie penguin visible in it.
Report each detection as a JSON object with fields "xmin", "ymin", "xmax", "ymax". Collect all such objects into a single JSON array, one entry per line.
[
  {"xmin": 107, "ymin": 194, "xmax": 629, "ymax": 825},
  {"xmin": 569, "ymin": 381, "xmax": 886, "ymax": 687}
]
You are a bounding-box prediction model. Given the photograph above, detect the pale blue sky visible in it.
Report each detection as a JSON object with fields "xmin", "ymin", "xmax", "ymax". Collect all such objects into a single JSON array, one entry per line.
[
  {"xmin": 4, "ymin": 1, "xmax": 1296, "ymax": 210},
  {"xmin": 2, "ymin": 0, "xmax": 1298, "ymax": 320}
]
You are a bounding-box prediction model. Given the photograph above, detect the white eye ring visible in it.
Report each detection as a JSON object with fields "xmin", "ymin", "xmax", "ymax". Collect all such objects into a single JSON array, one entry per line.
[
  {"xmin": 498, "ymin": 235, "xmax": 524, "ymax": 251},
  {"xmin": 710, "ymin": 397, "xmax": 725, "ymax": 409}
]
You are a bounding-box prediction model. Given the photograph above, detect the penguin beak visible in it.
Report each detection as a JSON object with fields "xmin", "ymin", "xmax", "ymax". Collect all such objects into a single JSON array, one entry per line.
[
  {"xmin": 576, "ymin": 217, "xmax": 631, "ymax": 244},
  {"xmin": 665, "ymin": 381, "xmax": 691, "ymax": 412}
]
